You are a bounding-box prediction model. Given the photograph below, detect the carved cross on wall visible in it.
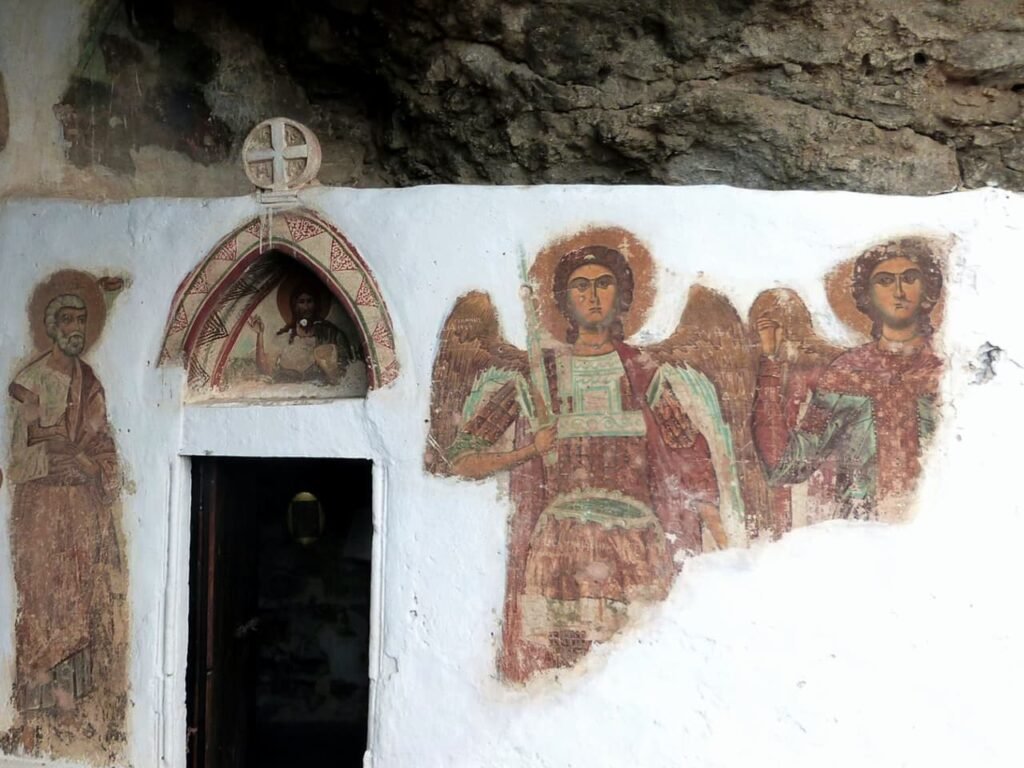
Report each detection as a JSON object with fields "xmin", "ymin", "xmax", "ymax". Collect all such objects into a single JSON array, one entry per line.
[{"xmin": 242, "ymin": 117, "xmax": 322, "ymax": 194}]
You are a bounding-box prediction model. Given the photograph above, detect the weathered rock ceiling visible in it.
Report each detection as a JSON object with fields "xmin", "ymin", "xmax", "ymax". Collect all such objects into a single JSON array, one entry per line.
[{"xmin": 52, "ymin": 0, "xmax": 1024, "ymax": 193}]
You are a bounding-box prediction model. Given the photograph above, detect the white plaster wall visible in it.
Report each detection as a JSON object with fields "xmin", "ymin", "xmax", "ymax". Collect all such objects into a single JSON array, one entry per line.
[
  {"xmin": 0, "ymin": 186, "xmax": 1021, "ymax": 768},
  {"xmin": 0, "ymin": 0, "xmax": 89, "ymax": 197}
]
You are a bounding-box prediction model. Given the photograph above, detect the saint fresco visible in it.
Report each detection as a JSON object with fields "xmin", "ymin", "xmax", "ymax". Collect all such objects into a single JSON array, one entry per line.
[
  {"xmin": 426, "ymin": 229, "xmax": 946, "ymax": 683},
  {"xmin": 220, "ymin": 264, "xmax": 367, "ymax": 398},
  {"xmin": 4, "ymin": 270, "xmax": 127, "ymax": 761}
]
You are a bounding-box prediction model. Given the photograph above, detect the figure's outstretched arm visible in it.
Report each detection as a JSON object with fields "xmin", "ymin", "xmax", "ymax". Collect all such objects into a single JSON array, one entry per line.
[
  {"xmin": 249, "ymin": 315, "xmax": 274, "ymax": 376},
  {"xmin": 446, "ymin": 375, "xmax": 555, "ymax": 479},
  {"xmin": 451, "ymin": 425, "xmax": 555, "ymax": 479}
]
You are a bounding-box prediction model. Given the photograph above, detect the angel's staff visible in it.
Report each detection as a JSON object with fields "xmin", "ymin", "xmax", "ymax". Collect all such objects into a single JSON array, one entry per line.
[{"xmin": 518, "ymin": 249, "xmax": 558, "ymax": 465}]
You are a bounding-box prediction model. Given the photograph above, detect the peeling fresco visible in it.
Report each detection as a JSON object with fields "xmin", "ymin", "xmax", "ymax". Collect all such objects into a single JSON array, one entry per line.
[
  {"xmin": 3, "ymin": 270, "xmax": 128, "ymax": 763},
  {"xmin": 426, "ymin": 229, "xmax": 946, "ymax": 682}
]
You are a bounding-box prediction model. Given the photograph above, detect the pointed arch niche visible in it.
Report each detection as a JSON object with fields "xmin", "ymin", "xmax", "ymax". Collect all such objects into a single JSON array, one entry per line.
[{"xmin": 160, "ymin": 209, "xmax": 398, "ymax": 399}]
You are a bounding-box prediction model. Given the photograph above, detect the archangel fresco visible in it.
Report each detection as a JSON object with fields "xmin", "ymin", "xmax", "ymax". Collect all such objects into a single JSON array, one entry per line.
[
  {"xmin": 220, "ymin": 262, "xmax": 367, "ymax": 397},
  {"xmin": 426, "ymin": 229, "xmax": 947, "ymax": 684},
  {"xmin": 426, "ymin": 228, "xmax": 751, "ymax": 682},
  {"xmin": 752, "ymin": 237, "xmax": 945, "ymax": 525},
  {"xmin": 4, "ymin": 270, "xmax": 127, "ymax": 761}
]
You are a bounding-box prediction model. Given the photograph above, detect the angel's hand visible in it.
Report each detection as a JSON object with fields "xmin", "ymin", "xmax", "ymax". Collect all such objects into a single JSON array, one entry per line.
[
  {"xmin": 248, "ymin": 315, "xmax": 264, "ymax": 335},
  {"xmin": 533, "ymin": 424, "xmax": 557, "ymax": 455},
  {"xmin": 756, "ymin": 313, "xmax": 783, "ymax": 357}
]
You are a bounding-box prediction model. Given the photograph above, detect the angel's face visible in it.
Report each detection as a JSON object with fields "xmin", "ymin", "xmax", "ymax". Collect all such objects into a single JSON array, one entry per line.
[
  {"xmin": 868, "ymin": 256, "xmax": 924, "ymax": 330},
  {"xmin": 566, "ymin": 264, "xmax": 619, "ymax": 330}
]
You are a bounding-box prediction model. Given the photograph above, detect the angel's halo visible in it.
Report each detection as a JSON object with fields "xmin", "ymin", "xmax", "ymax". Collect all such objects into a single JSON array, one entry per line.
[
  {"xmin": 824, "ymin": 242, "xmax": 947, "ymax": 341},
  {"xmin": 528, "ymin": 225, "xmax": 655, "ymax": 342}
]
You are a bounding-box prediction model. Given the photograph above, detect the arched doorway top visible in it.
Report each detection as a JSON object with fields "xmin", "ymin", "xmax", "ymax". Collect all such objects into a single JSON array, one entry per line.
[{"xmin": 160, "ymin": 208, "xmax": 398, "ymax": 393}]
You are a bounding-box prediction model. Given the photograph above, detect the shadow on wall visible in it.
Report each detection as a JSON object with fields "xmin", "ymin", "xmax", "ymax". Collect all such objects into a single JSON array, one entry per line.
[{"xmin": 0, "ymin": 70, "xmax": 8, "ymax": 153}]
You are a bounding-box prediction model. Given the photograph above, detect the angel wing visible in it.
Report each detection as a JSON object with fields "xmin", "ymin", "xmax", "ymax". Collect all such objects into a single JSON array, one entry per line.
[
  {"xmin": 647, "ymin": 285, "xmax": 763, "ymax": 545},
  {"xmin": 748, "ymin": 287, "xmax": 843, "ymax": 380},
  {"xmin": 424, "ymin": 291, "xmax": 528, "ymax": 476},
  {"xmin": 748, "ymin": 288, "xmax": 845, "ymax": 530}
]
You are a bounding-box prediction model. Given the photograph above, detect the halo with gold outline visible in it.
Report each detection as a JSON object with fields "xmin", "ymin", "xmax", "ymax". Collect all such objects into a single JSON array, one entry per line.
[
  {"xmin": 825, "ymin": 248, "xmax": 946, "ymax": 341},
  {"xmin": 28, "ymin": 270, "xmax": 107, "ymax": 353},
  {"xmin": 529, "ymin": 226, "xmax": 655, "ymax": 342}
]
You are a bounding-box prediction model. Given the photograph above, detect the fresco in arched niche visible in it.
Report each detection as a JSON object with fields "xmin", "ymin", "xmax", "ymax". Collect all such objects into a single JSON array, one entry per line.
[
  {"xmin": 425, "ymin": 228, "xmax": 947, "ymax": 683},
  {"xmin": 218, "ymin": 255, "xmax": 368, "ymax": 398},
  {"xmin": 159, "ymin": 210, "xmax": 399, "ymax": 399},
  {"xmin": 3, "ymin": 270, "xmax": 128, "ymax": 763}
]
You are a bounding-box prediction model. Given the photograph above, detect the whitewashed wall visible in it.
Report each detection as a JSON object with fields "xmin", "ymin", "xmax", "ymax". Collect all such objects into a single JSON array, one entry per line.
[{"xmin": 0, "ymin": 186, "xmax": 1021, "ymax": 768}]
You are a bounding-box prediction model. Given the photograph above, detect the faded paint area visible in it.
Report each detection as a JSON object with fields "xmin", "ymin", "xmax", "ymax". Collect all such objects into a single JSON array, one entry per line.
[
  {"xmin": 54, "ymin": 2, "xmax": 231, "ymax": 176},
  {"xmin": 426, "ymin": 231, "xmax": 945, "ymax": 681},
  {"xmin": 0, "ymin": 187, "xmax": 1020, "ymax": 768}
]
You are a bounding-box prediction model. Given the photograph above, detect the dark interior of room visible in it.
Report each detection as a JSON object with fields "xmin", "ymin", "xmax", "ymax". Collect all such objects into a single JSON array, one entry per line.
[{"xmin": 187, "ymin": 456, "xmax": 372, "ymax": 768}]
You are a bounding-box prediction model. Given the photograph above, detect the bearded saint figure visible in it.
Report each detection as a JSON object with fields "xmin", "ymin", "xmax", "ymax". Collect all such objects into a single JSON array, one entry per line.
[
  {"xmin": 752, "ymin": 237, "xmax": 944, "ymax": 522},
  {"xmin": 426, "ymin": 232, "xmax": 749, "ymax": 682},
  {"xmin": 7, "ymin": 281, "xmax": 126, "ymax": 737}
]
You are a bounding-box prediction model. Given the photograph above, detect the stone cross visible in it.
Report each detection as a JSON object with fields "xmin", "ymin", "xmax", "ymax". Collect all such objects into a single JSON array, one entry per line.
[{"xmin": 242, "ymin": 117, "xmax": 322, "ymax": 194}]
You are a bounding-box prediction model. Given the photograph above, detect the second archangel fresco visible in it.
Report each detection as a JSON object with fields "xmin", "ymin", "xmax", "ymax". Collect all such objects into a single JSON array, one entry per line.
[
  {"xmin": 425, "ymin": 228, "xmax": 947, "ymax": 683},
  {"xmin": 752, "ymin": 238, "xmax": 944, "ymax": 527}
]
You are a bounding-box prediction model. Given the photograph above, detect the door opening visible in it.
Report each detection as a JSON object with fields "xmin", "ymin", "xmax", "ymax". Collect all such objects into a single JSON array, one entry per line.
[{"xmin": 186, "ymin": 457, "xmax": 373, "ymax": 768}]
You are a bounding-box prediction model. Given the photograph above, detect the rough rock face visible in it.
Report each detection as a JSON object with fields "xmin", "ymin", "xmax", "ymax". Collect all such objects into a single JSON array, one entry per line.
[{"xmin": 46, "ymin": 0, "xmax": 1024, "ymax": 193}]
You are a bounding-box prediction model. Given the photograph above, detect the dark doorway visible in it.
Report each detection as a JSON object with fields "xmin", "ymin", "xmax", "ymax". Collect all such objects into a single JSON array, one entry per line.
[{"xmin": 186, "ymin": 457, "xmax": 373, "ymax": 768}]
